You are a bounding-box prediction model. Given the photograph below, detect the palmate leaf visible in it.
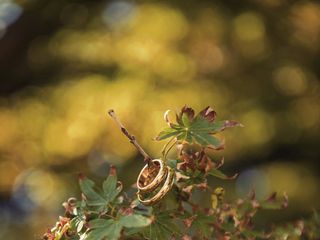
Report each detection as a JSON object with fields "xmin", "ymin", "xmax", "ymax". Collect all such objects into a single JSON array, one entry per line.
[
  {"xmin": 155, "ymin": 127, "xmax": 182, "ymax": 141},
  {"xmin": 102, "ymin": 166, "xmax": 122, "ymax": 203},
  {"xmin": 142, "ymin": 210, "xmax": 182, "ymax": 240},
  {"xmin": 190, "ymin": 119, "xmax": 242, "ymax": 134},
  {"xmin": 190, "ymin": 213, "xmax": 216, "ymax": 239},
  {"xmin": 79, "ymin": 175, "xmax": 108, "ymax": 207},
  {"xmin": 166, "ymin": 159, "xmax": 180, "ymax": 169},
  {"xmin": 86, "ymin": 214, "xmax": 151, "ymax": 240},
  {"xmin": 70, "ymin": 216, "xmax": 85, "ymax": 233},
  {"xmin": 120, "ymin": 214, "xmax": 152, "ymax": 228},
  {"xmin": 191, "ymin": 132, "xmax": 222, "ymax": 147},
  {"xmin": 79, "ymin": 166, "xmax": 122, "ymax": 209},
  {"xmin": 154, "ymin": 106, "xmax": 242, "ymax": 149},
  {"xmin": 86, "ymin": 219, "xmax": 121, "ymax": 240}
]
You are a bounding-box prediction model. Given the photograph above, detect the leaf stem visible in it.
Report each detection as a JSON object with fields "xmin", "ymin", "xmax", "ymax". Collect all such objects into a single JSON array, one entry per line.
[
  {"xmin": 163, "ymin": 138, "xmax": 177, "ymax": 160},
  {"xmin": 161, "ymin": 136, "xmax": 175, "ymax": 159},
  {"xmin": 107, "ymin": 109, "xmax": 153, "ymax": 167}
]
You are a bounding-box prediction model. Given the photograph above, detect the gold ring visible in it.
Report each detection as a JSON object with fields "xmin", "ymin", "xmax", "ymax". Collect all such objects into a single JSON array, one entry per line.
[
  {"xmin": 137, "ymin": 166, "xmax": 175, "ymax": 206},
  {"xmin": 136, "ymin": 159, "xmax": 168, "ymax": 193}
]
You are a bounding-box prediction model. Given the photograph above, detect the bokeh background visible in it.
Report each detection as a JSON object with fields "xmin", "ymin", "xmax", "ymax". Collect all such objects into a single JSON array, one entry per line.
[{"xmin": 0, "ymin": 0, "xmax": 319, "ymax": 239}]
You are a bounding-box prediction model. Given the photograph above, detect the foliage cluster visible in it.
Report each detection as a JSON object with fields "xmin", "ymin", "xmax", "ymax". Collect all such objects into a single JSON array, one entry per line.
[{"xmin": 43, "ymin": 107, "xmax": 319, "ymax": 240}]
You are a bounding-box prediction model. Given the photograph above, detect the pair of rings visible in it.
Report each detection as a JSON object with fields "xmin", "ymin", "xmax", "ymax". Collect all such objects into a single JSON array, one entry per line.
[{"xmin": 136, "ymin": 159, "xmax": 175, "ymax": 206}]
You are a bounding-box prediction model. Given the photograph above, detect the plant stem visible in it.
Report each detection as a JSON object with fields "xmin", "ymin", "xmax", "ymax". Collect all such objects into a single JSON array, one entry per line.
[
  {"xmin": 107, "ymin": 109, "xmax": 154, "ymax": 167},
  {"xmin": 161, "ymin": 136, "xmax": 175, "ymax": 159},
  {"xmin": 163, "ymin": 138, "xmax": 177, "ymax": 160}
]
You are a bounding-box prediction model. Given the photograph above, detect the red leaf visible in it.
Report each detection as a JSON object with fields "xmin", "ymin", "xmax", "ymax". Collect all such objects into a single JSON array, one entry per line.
[
  {"xmin": 223, "ymin": 120, "xmax": 244, "ymax": 129},
  {"xmin": 266, "ymin": 192, "xmax": 277, "ymax": 202},
  {"xmin": 181, "ymin": 105, "xmax": 195, "ymax": 121},
  {"xmin": 248, "ymin": 190, "xmax": 256, "ymax": 200},
  {"xmin": 282, "ymin": 192, "xmax": 289, "ymax": 208},
  {"xmin": 182, "ymin": 235, "xmax": 192, "ymax": 240},
  {"xmin": 78, "ymin": 173, "xmax": 86, "ymax": 180},
  {"xmin": 183, "ymin": 215, "xmax": 197, "ymax": 228},
  {"xmin": 109, "ymin": 165, "xmax": 117, "ymax": 176},
  {"xmin": 199, "ymin": 106, "xmax": 217, "ymax": 122}
]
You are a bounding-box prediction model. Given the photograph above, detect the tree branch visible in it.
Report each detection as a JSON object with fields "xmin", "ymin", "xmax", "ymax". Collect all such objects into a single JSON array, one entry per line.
[{"xmin": 107, "ymin": 109, "xmax": 153, "ymax": 167}]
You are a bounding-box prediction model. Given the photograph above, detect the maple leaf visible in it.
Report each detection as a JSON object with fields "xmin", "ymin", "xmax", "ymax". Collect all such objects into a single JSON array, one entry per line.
[{"xmin": 155, "ymin": 106, "xmax": 243, "ymax": 149}]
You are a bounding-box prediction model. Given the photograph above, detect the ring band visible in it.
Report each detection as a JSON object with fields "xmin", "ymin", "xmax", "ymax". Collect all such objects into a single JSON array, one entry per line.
[
  {"xmin": 137, "ymin": 166, "xmax": 175, "ymax": 206},
  {"xmin": 137, "ymin": 159, "xmax": 168, "ymax": 193}
]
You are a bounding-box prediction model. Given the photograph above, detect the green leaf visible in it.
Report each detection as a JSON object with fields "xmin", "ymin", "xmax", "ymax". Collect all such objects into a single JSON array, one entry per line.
[
  {"xmin": 79, "ymin": 176, "xmax": 108, "ymax": 207},
  {"xmin": 241, "ymin": 229, "xmax": 266, "ymax": 238},
  {"xmin": 192, "ymin": 133, "xmax": 222, "ymax": 148},
  {"xmin": 176, "ymin": 131, "xmax": 186, "ymax": 141},
  {"xmin": 156, "ymin": 107, "xmax": 242, "ymax": 148},
  {"xmin": 142, "ymin": 210, "xmax": 181, "ymax": 240},
  {"xmin": 86, "ymin": 219, "xmax": 121, "ymax": 240},
  {"xmin": 103, "ymin": 174, "xmax": 116, "ymax": 197},
  {"xmin": 213, "ymin": 120, "xmax": 243, "ymax": 132},
  {"xmin": 167, "ymin": 159, "xmax": 179, "ymax": 169},
  {"xmin": 123, "ymin": 227, "xmax": 144, "ymax": 237},
  {"xmin": 70, "ymin": 216, "xmax": 83, "ymax": 232},
  {"xmin": 89, "ymin": 219, "xmax": 114, "ymax": 229},
  {"xmin": 70, "ymin": 216, "xmax": 85, "ymax": 233},
  {"xmin": 176, "ymin": 131, "xmax": 192, "ymax": 143},
  {"xmin": 191, "ymin": 213, "xmax": 216, "ymax": 238},
  {"xmin": 85, "ymin": 228, "xmax": 108, "ymax": 240},
  {"xmin": 205, "ymin": 120, "xmax": 225, "ymax": 132},
  {"xmin": 120, "ymin": 214, "xmax": 151, "ymax": 228},
  {"xmin": 181, "ymin": 114, "xmax": 191, "ymax": 127},
  {"xmin": 208, "ymin": 169, "xmax": 238, "ymax": 180},
  {"xmin": 88, "ymin": 225, "xmax": 122, "ymax": 240},
  {"xmin": 155, "ymin": 128, "xmax": 181, "ymax": 141},
  {"xmin": 185, "ymin": 131, "xmax": 193, "ymax": 143},
  {"xmin": 103, "ymin": 173, "xmax": 122, "ymax": 203},
  {"xmin": 191, "ymin": 119, "xmax": 242, "ymax": 133},
  {"xmin": 87, "ymin": 215, "xmax": 150, "ymax": 240}
]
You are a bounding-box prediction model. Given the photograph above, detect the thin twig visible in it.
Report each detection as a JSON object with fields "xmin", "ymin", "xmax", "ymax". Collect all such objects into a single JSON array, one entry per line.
[{"xmin": 107, "ymin": 109, "xmax": 153, "ymax": 167}]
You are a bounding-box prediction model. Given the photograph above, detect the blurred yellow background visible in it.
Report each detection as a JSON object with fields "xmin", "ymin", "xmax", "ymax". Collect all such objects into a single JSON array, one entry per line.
[{"xmin": 0, "ymin": 0, "xmax": 319, "ymax": 239}]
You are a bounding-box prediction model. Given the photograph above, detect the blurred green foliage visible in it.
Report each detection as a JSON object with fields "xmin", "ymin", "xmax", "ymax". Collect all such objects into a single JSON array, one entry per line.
[{"xmin": 0, "ymin": 0, "xmax": 319, "ymax": 239}]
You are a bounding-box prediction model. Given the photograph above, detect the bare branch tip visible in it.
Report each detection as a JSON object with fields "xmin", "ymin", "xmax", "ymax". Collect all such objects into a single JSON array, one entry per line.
[
  {"xmin": 108, "ymin": 109, "xmax": 115, "ymax": 117},
  {"xmin": 107, "ymin": 109, "xmax": 152, "ymax": 162}
]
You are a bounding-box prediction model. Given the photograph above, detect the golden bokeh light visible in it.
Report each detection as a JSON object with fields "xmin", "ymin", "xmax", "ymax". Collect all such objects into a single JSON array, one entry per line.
[
  {"xmin": 0, "ymin": 160, "xmax": 21, "ymax": 192},
  {"xmin": 0, "ymin": 109, "xmax": 19, "ymax": 151},
  {"xmin": 290, "ymin": 2, "xmax": 320, "ymax": 49},
  {"xmin": 265, "ymin": 163, "xmax": 318, "ymax": 206},
  {"xmin": 234, "ymin": 12, "xmax": 266, "ymax": 43},
  {"xmin": 131, "ymin": 4, "xmax": 188, "ymax": 43},
  {"xmin": 273, "ymin": 65, "xmax": 308, "ymax": 96},
  {"xmin": 233, "ymin": 11, "xmax": 268, "ymax": 58},
  {"xmin": 241, "ymin": 109, "xmax": 275, "ymax": 146},
  {"xmin": 13, "ymin": 169, "xmax": 67, "ymax": 208},
  {"xmin": 0, "ymin": 1, "xmax": 319, "ymax": 238}
]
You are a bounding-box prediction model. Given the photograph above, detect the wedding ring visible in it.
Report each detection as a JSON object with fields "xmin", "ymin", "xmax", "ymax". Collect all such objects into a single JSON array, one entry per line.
[
  {"xmin": 137, "ymin": 159, "xmax": 168, "ymax": 193},
  {"xmin": 137, "ymin": 166, "xmax": 175, "ymax": 206}
]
